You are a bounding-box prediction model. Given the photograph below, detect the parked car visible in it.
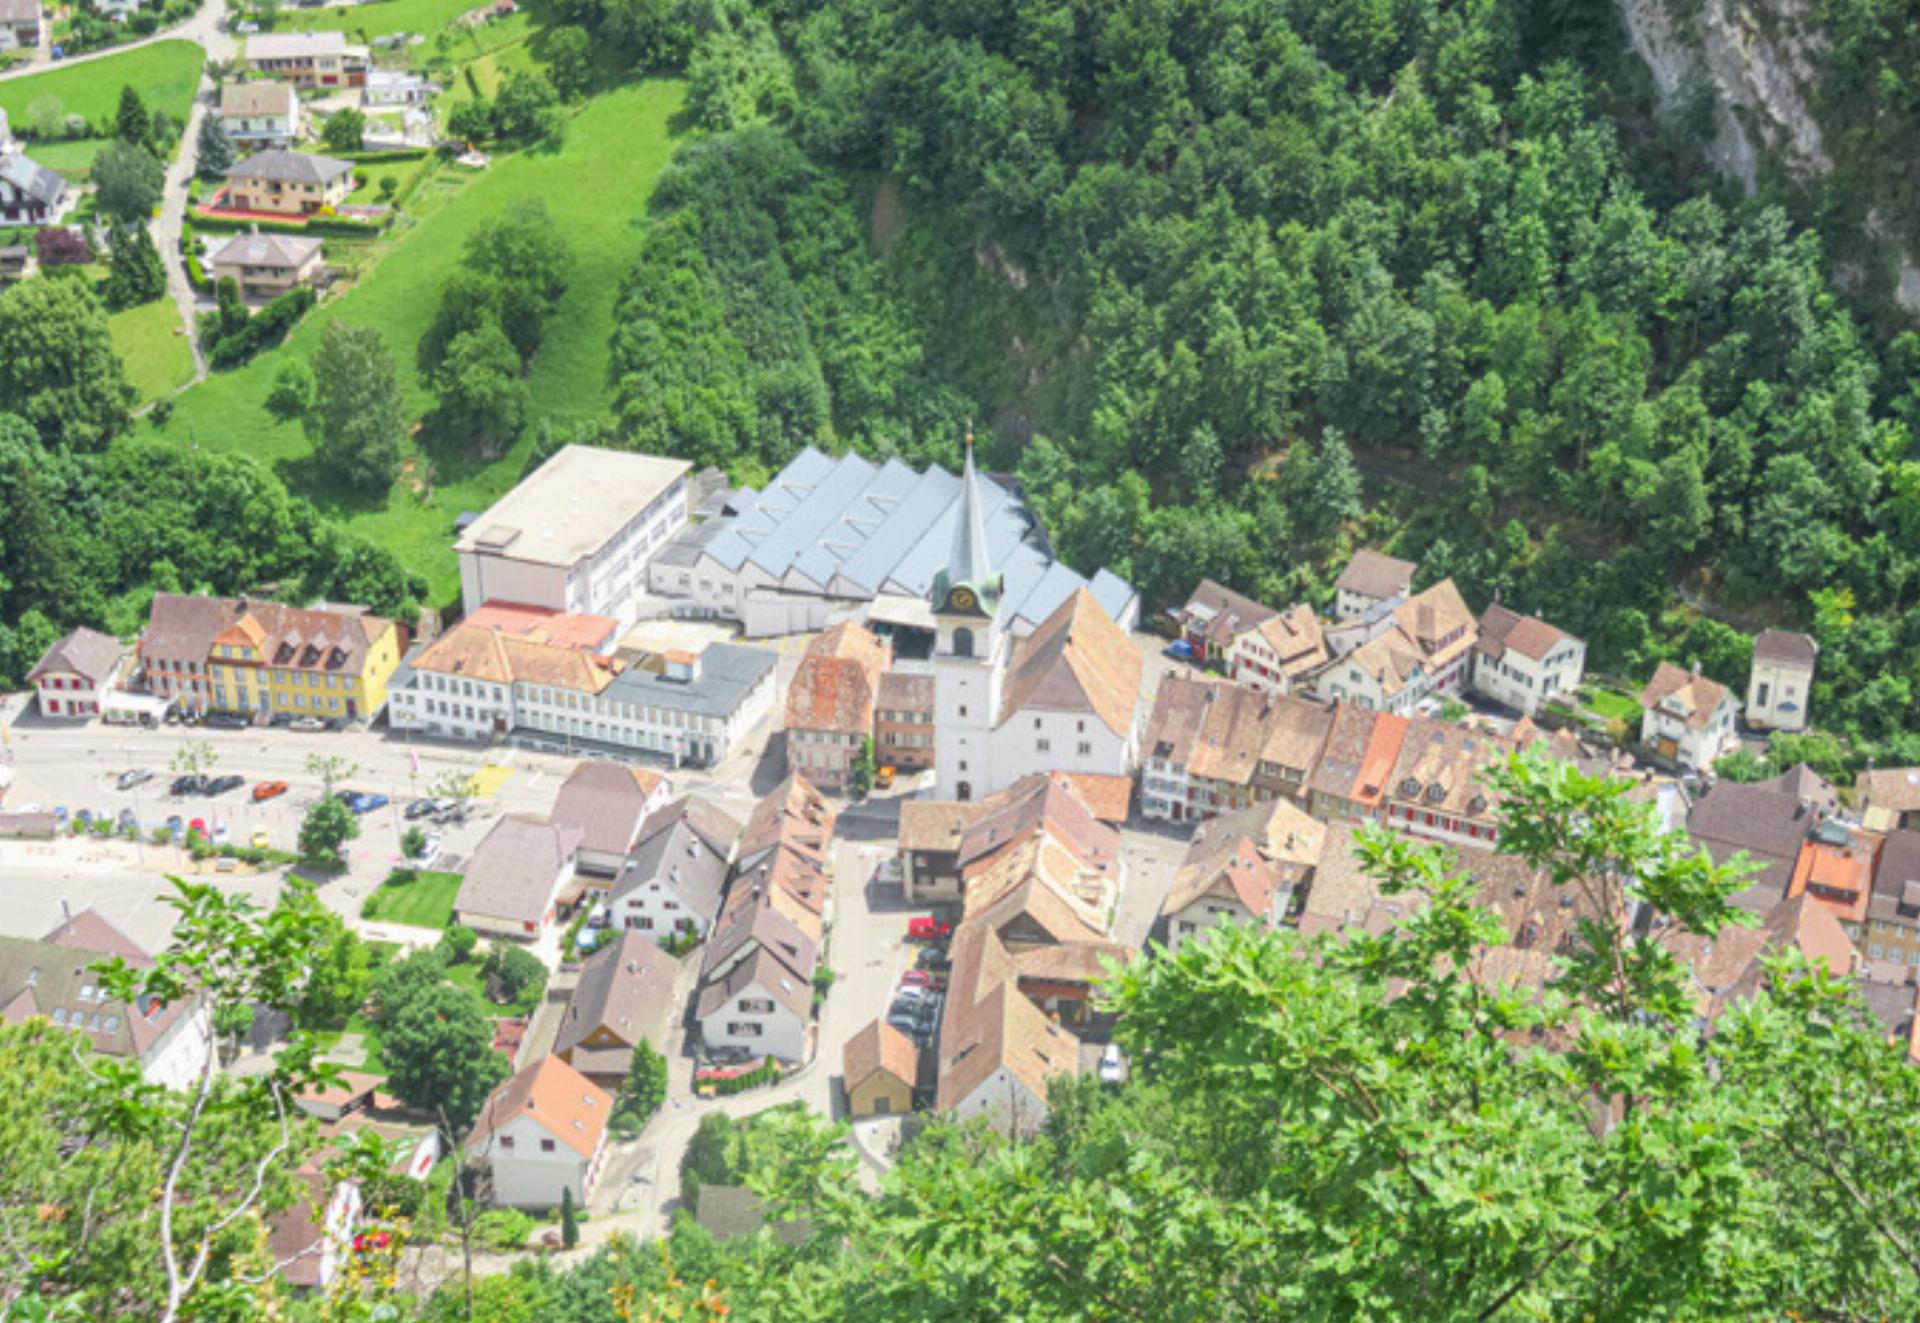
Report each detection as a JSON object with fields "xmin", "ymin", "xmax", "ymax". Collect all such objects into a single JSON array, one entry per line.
[
  {"xmin": 187, "ymin": 818, "xmax": 208, "ymax": 836},
  {"xmin": 906, "ymin": 916, "xmax": 952, "ymax": 941},
  {"xmin": 250, "ymin": 828, "xmax": 271, "ymax": 850},
  {"xmin": 325, "ymin": 716, "xmax": 352, "ymax": 732},
  {"xmin": 900, "ymin": 969, "xmax": 946, "ymax": 991},
  {"xmin": 892, "ymin": 985, "xmax": 929, "ymax": 1005},
  {"xmin": 885, "ymin": 1011, "xmax": 925, "ymax": 1038},
  {"xmin": 337, "ymin": 791, "xmax": 389, "ymax": 815},
  {"xmin": 52, "ymin": 806, "xmax": 68, "ymax": 824},
  {"xmin": 269, "ymin": 712, "xmax": 294, "ymax": 728},
  {"xmin": 74, "ymin": 809, "xmax": 93, "ymax": 827},
  {"xmin": 212, "ymin": 825, "xmax": 231, "ymax": 846},
  {"xmin": 290, "ymin": 717, "xmax": 325, "ymax": 732},
  {"xmin": 411, "ymin": 833, "xmax": 443, "ymax": 866},
  {"xmin": 252, "ymin": 781, "xmax": 288, "ymax": 802},
  {"xmin": 169, "ymin": 775, "xmax": 203, "ymax": 797},
  {"xmin": 1164, "ymin": 638, "xmax": 1194, "ymax": 661},
  {"xmin": 915, "ymin": 946, "xmax": 952, "ymax": 973},
  {"xmin": 116, "ymin": 808, "xmax": 137, "ymax": 831},
  {"xmin": 874, "ymin": 765, "xmax": 897, "ymax": 790},
  {"xmin": 117, "ymin": 768, "xmax": 153, "ymax": 791},
  {"xmin": 403, "ymin": 798, "xmax": 437, "ymax": 820},
  {"xmin": 206, "ymin": 714, "xmax": 249, "ymax": 730},
  {"xmin": 206, "ymin": 775, "xmax": 245, "ymax": 796},
  {"xmin": 165, "ymin": 814, "xmax": 183, "ymax": 840},
  {"xmin": 1098, "ymin": 1043, "xmax": 1127, "ymax": 1085}
]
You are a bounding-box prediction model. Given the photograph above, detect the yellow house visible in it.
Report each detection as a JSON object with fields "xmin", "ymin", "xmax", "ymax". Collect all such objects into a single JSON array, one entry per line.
[
  {"xmin": 221, "ymin": 150, "xmax": 355, "ymax": 218},
  {"xmin": 842, "ymin": 1019, "xmax": 919, "ymax": 1117},
  {"xmin": 203, "ymin": 600, "xmax": 404, "ymax": 721}
]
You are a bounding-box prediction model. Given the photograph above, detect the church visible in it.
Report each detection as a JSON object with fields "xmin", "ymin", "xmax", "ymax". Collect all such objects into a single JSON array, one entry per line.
[{"xmin": 929, "ymin": 441, "xmax": 1144, "ymax": 803}]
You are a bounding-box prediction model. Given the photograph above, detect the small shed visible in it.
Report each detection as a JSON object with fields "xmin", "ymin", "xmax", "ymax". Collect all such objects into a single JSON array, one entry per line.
[{"xmin": 842, "ymin": 1018, "xmax": 918, "ymax": 1117}]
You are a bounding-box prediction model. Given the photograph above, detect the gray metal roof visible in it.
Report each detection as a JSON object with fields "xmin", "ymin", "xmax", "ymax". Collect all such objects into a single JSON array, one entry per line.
[
  {"xmin": 663, "ymin": 445, "xmax": 1137, "ymax": 629},
  {"xmin": 0, "ymin": 151, "xmax": 65, "ymax": 208},
  {"xmin": 601, "ymin": 643, "xmax": 775, "ymax": 718}
]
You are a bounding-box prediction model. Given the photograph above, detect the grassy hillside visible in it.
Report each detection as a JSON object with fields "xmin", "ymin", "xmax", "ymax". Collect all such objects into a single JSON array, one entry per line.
[
  {"xmin": 145, "ymin": 78, "xmax": 689, "ymax": 608},
  {"xmin": 0, "ymin": 40, "xmax": 204, "ymax": 130}
]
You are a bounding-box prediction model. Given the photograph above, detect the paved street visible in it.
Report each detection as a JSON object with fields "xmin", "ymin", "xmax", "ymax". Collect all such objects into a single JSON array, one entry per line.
[{"xmin": 0, "ymin": 0, "xmax": 234, "ymax": 81}]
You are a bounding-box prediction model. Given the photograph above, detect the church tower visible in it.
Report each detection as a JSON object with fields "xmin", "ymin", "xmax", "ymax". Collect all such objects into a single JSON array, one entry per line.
[{"xmin": 930, "ymin": 436, "xmax": 1005, "ymax": 801}]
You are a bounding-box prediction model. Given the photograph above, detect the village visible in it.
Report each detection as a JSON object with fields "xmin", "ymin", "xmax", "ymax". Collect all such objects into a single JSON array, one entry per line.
[{"xmin": 0, "ymin": 436, "xmax": 1914, "ymax": 1288}]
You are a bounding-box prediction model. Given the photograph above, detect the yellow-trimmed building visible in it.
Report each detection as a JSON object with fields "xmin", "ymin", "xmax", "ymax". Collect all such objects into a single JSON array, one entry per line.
[
  {"xmin": 144, "ymin": 594, "xmax": 404, "ymax": 721},
  {"xmin": 842, "ymin": 1018, "xmax": 919, "ymax": 1117}
]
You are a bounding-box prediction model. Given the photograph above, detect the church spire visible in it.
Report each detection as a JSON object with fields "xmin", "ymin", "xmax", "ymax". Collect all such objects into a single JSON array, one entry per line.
[
  {"xmin": 949, "ymin": 431, "xmax": 993, "ymax": 588},
  {"xmin": 931, "ymin": 430, "xmax": 1003, "ymax": 619}
]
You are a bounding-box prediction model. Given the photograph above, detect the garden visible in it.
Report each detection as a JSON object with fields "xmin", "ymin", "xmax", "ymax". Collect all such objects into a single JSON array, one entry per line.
[{"xmin": 360, "ymin": 867, "xmax": 463, "ymax": 929}]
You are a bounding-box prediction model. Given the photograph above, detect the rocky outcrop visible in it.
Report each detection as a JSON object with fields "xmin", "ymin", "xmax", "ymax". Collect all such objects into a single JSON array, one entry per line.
[{"xmin": 1615, "ymin": 0, "xmax": 1920, "ymax": 314}]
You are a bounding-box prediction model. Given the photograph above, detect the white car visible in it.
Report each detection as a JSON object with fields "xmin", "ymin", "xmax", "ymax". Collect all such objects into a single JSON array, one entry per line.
[
  {"xmin": 1098, "ymin": 1044, "xmax": 1126, "ymax": 1085},
  {"xmin": 411, "ymin": 833, "xmax": 443, "ymax": 867}
]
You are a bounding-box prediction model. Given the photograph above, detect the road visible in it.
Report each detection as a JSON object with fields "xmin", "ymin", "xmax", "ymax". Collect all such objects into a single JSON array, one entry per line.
[
  {"xmin": 0, "ymin": 0, "xmax": 234, "ymax": 81},
  {"xmin": 156, "ymin": 0, "xmax": 237, "ymax": 384}
]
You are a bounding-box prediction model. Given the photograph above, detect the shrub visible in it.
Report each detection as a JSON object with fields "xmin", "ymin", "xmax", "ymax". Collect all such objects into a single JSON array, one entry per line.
[
  {"xmin": 35, "ymin": 227, "xmax": 91, "ymax": 267},
  {"xmin": 207, "ymin": 286, "xmax": 315, "ymax": 369},
  {"xmin": 471, "ymin": 1209, "xmax": 535, "ymax": 1252}
]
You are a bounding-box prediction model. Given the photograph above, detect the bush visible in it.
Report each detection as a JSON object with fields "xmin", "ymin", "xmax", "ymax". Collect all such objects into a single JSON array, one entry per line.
[
  {"xmin": 207, "ymin": 286, "xmax": 316, "ymax": 369},
  {"xmin": 35, "ymin": 227, "xmax": 91, "ymax": 267},
  {"xmin": 437, "ymin": 924, "xmax": 478, "ymax": 964},
  {"xmin": 471, "ymin": 1209, "xmax": 535, "ymax": 1252}
]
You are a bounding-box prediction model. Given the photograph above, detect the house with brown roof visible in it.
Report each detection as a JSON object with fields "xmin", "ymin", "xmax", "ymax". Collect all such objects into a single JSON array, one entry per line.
[
  {"xmin": 875, "ymin": 670, "xmax": 935, "ymax": 773},
  {"xmin": 1226, "ymin": 602, "xmax": 1331, "ymax": 696},
  {"xmin": 28, "ymin": 627, "xmax": 126, "ymax": 719},
  {"xmin": 1685, "ymin": 780, "xmax": 1821, "ymax": 913},
  {"xmin": 604, "ymin": 796, "xmax": 740, "ymax": 941},
  {"xmin": 1161, "ymin": 798, "xmax": 1326, "ymax": 952},
  {"xmin": 1864, "ymin": 830, "xmax": 1920, "ymax": 968},
  {"xmin": 1639, "ymin": 662, "xmax": 1739, "ymax": 769},
  {"xmin": 140, "ymin": 593, "xmax": 403, "ymax": 720},
  {"xmin": 694, "ymin": 902, "xmax": 818, "ymax": 1063},
  {"xmin": 1786, "ymin": 823, "xmax": 1880, "ymax": 941},
  {"xmin": 1309, "ymin": 579, "xmax": 1477, "ymax": 715},
  {"xmin": 1470, "ymin": 604, "xmax": 1585, "ymax": 716},
  {"xmin": 1747, "ymin": 629, "xmax": 1817, "ymax": 734},
  {"xmin": 1306, "ymin": 703, "xmax": 1410, "ymax": 823},
  {"xmin": 452, "ymin": 814, "xmax": 584, "ymax": 940},
  {"xmin": 1139, "ymin": 675, "xmax": 1336, "ymax": 823},
  {"xmin": 784, "ymin": 622, "xmax": 890, "ymax": 791},
  {"xmin": 1174, "ymin": 578, "xmax": 1276, "ymax": 665},
  {"xmin": 1382, "ymin": 717, "xmax": 1517, "ymax": 850},
  {"xmin": 208, "ymin": 230, "xmax": 325, "ymax": 302},
  {"xmin": 220, "ymin": 79, "xmax": 301, "ymax": 149},
  {"xmin": 0, "ymin": 1, "xmax": 43, "ymax": 53},
  {"xmin": 1334, "ymin": 549, "xmax": 1417, "ymax": 621},
  {"xmin": 1857, "ymin": 768, "xmax": 1920, "ymax": 832},
  {"xmin": 0, "ymin": 910, "xmax": 210, "ymax": 1091},
  {"xmin": 466, "ymin": 1055, "xmax": 611, "ymax": 1209},
  {"xmin": 549, "ymin": 761, "xmax": 670, "ymax": 877},
  {"xmin": 936, "ymin": 844, "xmax": 1126, "ymax": 1136},
  {"xmin": 1675, "ymin": 893, "xmax": 1859, "ymax": 1023},
  {"xmin": 553, "ymin": 931, "xmax": 678, "ymax": 1088},
  {"xmin": 842, "ymin": 1019, "xmax": 919, "ymax": 1116}
]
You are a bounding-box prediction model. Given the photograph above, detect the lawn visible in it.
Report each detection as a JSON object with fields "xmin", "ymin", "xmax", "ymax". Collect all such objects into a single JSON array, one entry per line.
[
  {"xmin": 360, "ymin": 867, "xmax": 463, "ymax": 929},
  {"xmin": 276, "ymin": 0, "xmax": 505, "ymax": 41},
  {"xmin": 0, "ymin": 40, "xmax": 205, "ymax": 134},
  {"xmin": 25, "ymin": 137, "xmax": 107, "ymax": 180},
  {"xmin": 143, "ymin": 79, "xmax": 690, "ymax": 608},
  {"xmin": 1582, "ymin": 686, "xmax": 1642, "ymax": 723},
  {"xmin": 108, "ymin": 298, "xmax": 196, "ymax": 403}
]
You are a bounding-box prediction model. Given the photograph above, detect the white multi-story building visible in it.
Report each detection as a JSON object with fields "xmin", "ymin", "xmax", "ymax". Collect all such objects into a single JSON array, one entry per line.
[
  {"xmin": 387, "ymin": 626, "xmax": 776, "ymax": 769},
  {"xmin": 1470, "ymin": 604, "xmax": 1586, "ymax": 716},
  {"xmin": 926, "ymin": 446, "xmax": 1142, "ymax": 803},
  {"xmin": 1333, "ymin": 549, "xmax": 1416, "ymax": 622},
  {"xmin": 27, "ymin": 627, "xmax": 125, "ymax": 719},
  {"xmin": 1640, "ymin": 663, "xmax": 1740, "ymax": 769},
  {"xmin": 604, "ymin": 797, "xmax": 740, "ymax": 940},
  {"xmin": 1748, "ymin": 629, "xmax": 1817, "ymax": 734},
  {"xmin": 1309, "ymin": 580, "xmax": 1478, "ymax": 716},
  {"xmin": 456, "ymin": 445, "xmax": 691, "ymax": 625},
  {"xmin": 466, "ymin": 1057, "xmax": 611, "ymax": 1209}
]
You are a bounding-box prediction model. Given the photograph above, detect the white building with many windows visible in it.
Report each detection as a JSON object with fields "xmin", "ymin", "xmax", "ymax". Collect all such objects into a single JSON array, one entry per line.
[
  {"xmin": 386, "ymin": 625, "xmax": 775, "ymax": 768},
  {"xmin": 455, "ymin": 445, "xmax": 690, "ymax": 625},
  {"xmin": 1469, "ymin": 604, "xmax": 1586, "ymax": 716}
]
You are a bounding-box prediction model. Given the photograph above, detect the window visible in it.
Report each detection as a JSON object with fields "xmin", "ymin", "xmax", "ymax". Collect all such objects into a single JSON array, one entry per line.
[
  {"xmin": 540, "ymin": 1138, "xmax": 556, "ymax": 1153},
  {"xmin": 740, "ymin": 998, "xmax": 774, "ymax": 1013},
  {"xmin": 958, "ymin": 705, "xmax": 968, "ymax": 718},
  {"xmin": 727, "ymin": 1022, "xmax": 764, "ymax": 1037},
  {"xmin": 1077, "ymin": 741, "xmax": 1092, "ymax": 756},
  {"xmin": 1037, "ymin": 739, "xmax": 1050, "ymax": 753}
]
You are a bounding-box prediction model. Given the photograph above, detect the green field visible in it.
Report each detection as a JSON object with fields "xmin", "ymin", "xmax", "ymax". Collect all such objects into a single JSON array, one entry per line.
[
  {"xmin": 108, "ymin": 298, "xmax": 196, "ymax": 403},
  {"xmin": 0, "ymin": 41, "xmax": 205, "ymax": 134},
  {"xmin": 24, "ymin": 137, "xmax": 107, "ymax": 180},
  {"xmin": 361, "ymin": 867, "xmax": 463, "ymax": 928},
  {"xmin": 1582, "ymin": 687, "xmax": 1642, "ymax": 723},
  {"xmin": 274, "ymin": 0, "xmax": 533, "ymax": 63},
  {"xmin": 147, "ymin": 79, "xmax": 689, "ymax": 606}
]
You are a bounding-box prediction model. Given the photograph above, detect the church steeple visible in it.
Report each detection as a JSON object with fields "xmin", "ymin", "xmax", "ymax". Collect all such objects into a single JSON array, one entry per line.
[{"xmin": 931, "ymin": 432, "xmax": 1003, "ymax": 620}]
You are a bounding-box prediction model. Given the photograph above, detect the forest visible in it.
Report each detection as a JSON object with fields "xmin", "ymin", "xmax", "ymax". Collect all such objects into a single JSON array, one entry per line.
[{"xmin": 593, "ymin": 0, "xmax": 1920, "ymax": 761}]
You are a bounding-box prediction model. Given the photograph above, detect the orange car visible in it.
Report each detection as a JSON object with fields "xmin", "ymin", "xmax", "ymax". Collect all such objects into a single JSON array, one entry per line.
[{"xmin": 252, "ymin": 781, "xmax": 289, "ymax": 802}]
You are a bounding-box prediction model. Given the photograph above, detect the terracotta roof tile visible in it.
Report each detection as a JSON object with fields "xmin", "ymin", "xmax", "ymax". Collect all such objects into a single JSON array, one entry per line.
[
  {"xmin": 842, "ymin": 1018, "xmax": 919, "ymax": 1092},
  {"xmin": 998, "ymin": 589, "xmax": 1141, "ymax": 737},
  {"xmin": 1639, "ymin": 662, "xmax": 1731, "ymax": 731},
  {"xmin": 466, "ymin": 1056, "xmax": 611, "ymax": 1161}
]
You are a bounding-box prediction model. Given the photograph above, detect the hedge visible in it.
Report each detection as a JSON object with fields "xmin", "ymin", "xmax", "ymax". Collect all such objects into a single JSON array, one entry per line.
[
  {"xmin": 335, "ymin": 148, "xmax": 430, "ymax": 164},
  {"xmin": 206, "ymin": 286, "xmax": 315, "ymax": 369},
  {"xmin": 191, "ymin": 212, "xmax": 385, "ymax": 238},
  {"xmin": 695, "ymin": 1058, "xmax": 782, "ymax": 1097}
]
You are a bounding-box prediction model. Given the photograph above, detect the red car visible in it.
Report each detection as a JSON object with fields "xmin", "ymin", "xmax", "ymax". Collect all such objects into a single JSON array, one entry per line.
[
  {"xmin": 252, "ymin": 780, "xmax": 289, "ymax": 802},
  {"xmin": 900, "ymin": 969, "xmax": 947, "ymax": 990},
  {"xmin": 907, "ymin": 916, "xmax": 952, "ymax": 941}
]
